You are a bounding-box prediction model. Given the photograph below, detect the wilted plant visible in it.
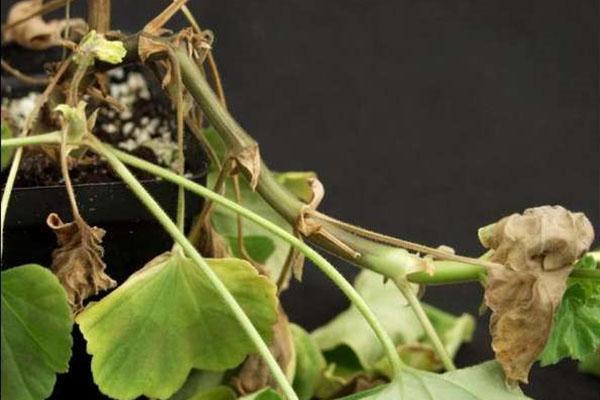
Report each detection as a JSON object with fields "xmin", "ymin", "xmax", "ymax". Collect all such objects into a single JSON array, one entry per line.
[{"xmin": 1, "ymin": 1, "xmax": 598, "ymax": 400}]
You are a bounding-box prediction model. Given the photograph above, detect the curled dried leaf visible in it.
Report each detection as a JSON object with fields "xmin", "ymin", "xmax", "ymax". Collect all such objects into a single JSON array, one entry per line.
[
  {"xmin": 3, "ymin": 0, "xmax": 86, "ymax": 50},
  {"xmin": 234, "ymin": 143, "xmax": 262, "ymax": 190},
  {"xmin": 197, "ymin": 220, "xmax": 232, "ymax": 258},
  {"xmin": 47, "ymin": 213, "xmax": 116, "ymax": 310},
  {"xmin": 232, "ymin": 307, "xmax": 296, "ymax": 395},
  {"xmin": 481, "ymin": 205, "xmax": 594, "ymax": 384},
  {"xmin": 138, "ymin": 34, "xmax": 170, "ymax": 62}
]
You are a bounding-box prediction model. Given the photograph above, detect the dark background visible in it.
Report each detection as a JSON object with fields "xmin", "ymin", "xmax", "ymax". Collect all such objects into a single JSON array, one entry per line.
[{"xmin": 2, "ymin": 1, "xmax": 599, "ymax": 399}]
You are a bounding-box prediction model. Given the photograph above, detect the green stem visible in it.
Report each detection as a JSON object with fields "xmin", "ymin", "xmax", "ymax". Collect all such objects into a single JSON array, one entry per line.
[
  {"xmin": 86, "ymin": 139, "xmax": 299, "ymax": 400},
  {"xmin": 91, "ymin": 140, "xmax": 405, "ymax": 377},
  {"xmin": 3, "ymin": 135, "xmax": 597, "ymax": 285},
  {"xmin": 1, "ymin": 131, "xmax": 62, "ymax": 147},
  {"xmin": 1, "ymin": 148, "xmax": 23, "ymax": 258},
  {"xmin": 394, "ymin": 278, "xmax": 456, "ymax": 371},
  {"xmin": 407, "ymin": 261, "xmax": 486, "ymax": 285},
  {"xmin": 406, "ymin": 260, "xmax": 600, "ymax": 285}
]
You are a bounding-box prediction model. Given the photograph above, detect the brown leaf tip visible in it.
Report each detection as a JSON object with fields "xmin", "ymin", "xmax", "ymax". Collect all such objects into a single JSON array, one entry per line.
[
  {"xmin": 47, "ymin": 213, "xmax": 116, "ymax": 311},
  {"xmin": 481, "ymin": 205, "xmax": 594, "ymax": 384}
]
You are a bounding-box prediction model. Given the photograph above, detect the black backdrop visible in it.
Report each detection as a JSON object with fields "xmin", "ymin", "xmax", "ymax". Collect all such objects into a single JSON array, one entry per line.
[{"xmin": 2, "ymin": 1, "xmax": 599, "ymax": 399}]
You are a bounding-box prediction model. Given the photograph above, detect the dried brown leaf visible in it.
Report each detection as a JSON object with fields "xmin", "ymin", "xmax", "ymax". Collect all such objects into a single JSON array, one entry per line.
[
  {"xmin": 47, "ymin": 213, "xmax": 116, "ymax": 310},
  {"xmin": 234, "ymin": 144, "xmax": 261, "ymax": 190},
  {"xmin": 232, "ymin": 306, "xmax": 295, "ymax": 395},
  {"xmin": 138, "ymin": 35, "xmax": 170, "ymax": 62},
  {"xmin": 3, "ymin": 0, "xmax": 86, "ymax": 50},
  {"xmin": 330, "ymin": 374, "xmax": 387, "ymax": 399},
  {"xmin": 291, "ymin": 249, "xmax": 306, "ymax": 282},
  {"xmin": 306, "ymin": 177, "xmax": 325, "ymax": 210},
  {"xmin": 482, "ymin": 205, "xmax": 594, "ymax": 384},
  {"xmin": 143, "ymin": 0, "xmax": 188, "ymax": 35},
  {"xmin": 196, "ymin": 221, "xmax": 232, "ymax": 258}
]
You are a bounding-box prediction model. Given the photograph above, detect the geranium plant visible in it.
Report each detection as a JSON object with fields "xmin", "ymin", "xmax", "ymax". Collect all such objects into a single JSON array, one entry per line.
[{"xmin": 1, "ymin": 1, "xmax": 598, "ymax": 400}]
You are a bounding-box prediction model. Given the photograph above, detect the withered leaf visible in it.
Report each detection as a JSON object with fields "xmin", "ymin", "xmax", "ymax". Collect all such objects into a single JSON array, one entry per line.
[
  {"xmin": 481, "ymin": 205, "xmax": 594, "ymax": 384},
  {"xmin": 4, "ymin": 0, "xmax": 86, "ymax": 50},
  {"xmin": 196, "ymin": 220, "xmax": 232, "ymax": 258},
  {"xmin": 232, "ymin": 306, "xmax": 296, "ymax": 395},
  {"xmin": 234, "ymin": 143, "xmax": 262, "ymax": 190},
  {"xmin": 47, "ymin": 213, "xmax": 116, "ymax": 310},
  {"xmin": 138, "ymin": 34, "xmax": 170, "ymax": 63}
]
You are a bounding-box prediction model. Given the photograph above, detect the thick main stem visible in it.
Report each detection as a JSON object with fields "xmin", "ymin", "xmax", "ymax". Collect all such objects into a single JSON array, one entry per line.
[
  {"xmin": 87, "ymin": 139, "xmax": 299, "ymax": 400},
  {"xmin": 3, "ymin": 134, "xmax": 599, "ymax": 284},
  {"xmin": 173, "ymin": 46, "xmax": 494, "ymax": 281}
]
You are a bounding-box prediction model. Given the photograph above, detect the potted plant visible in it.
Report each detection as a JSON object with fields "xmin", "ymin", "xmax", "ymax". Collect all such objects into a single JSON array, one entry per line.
[{"xmin": 1, "ymin": 1, "xmax": 598, "ymax": 400}]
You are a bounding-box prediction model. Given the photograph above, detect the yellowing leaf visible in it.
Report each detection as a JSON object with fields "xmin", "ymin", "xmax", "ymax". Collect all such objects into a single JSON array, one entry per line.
[
  {"xmin": 76, "ymin": 252, "xmax": 278, "ymax": 400},
  {"xmin": 275, "ymin": 171, "xmax": 318, "ymax": 203},
  {"xmin": 54, "ymin": 101, "xmax": 88, "ymax": 143},
  {"xmin": 74, "ymin": 30, "xmax": 127, "ymax": 65},
  {"xmin": 1, "ymin": 264, "xmax": 73, "ymax": 400}
]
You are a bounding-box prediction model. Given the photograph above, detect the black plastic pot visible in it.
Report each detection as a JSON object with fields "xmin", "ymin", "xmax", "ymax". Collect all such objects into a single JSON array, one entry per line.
[{"xmin": 1, "ymin": 46, "xmax": 208, "ymax": 399}]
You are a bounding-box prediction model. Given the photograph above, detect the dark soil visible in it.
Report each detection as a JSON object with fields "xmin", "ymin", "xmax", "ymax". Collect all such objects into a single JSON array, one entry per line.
[{"xmin": 1, "ymin": 66, "xmax": 200, "ymax": 188}]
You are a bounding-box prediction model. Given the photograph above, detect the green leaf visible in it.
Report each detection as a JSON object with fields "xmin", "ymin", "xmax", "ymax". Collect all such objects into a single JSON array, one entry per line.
[
  {"xmin": 76, "ymin": 252, "xmax": 278, "ymax": 400},
  {"xmin": 573, "ymin": 253, "xmax": 598, "ymax": 270},
  {"xmin": 227, "ymin": 235, "xmax": 276, "ymax": 264},
  {"xmin": 290, "ymin": 324, "xmax": 326, "ymax": 400},
  {"xmin": 1, "ymin": 120, "xmax": 14, "ymax": 170},
  {"xmin": 239, "ymin": 387, "xmax": 283, "ymax": 400},
  {"xmin": 1, "ymin": 264, "xmax": 73, "ymax": 400},
  {"xmin": 578, "ymin": 350, "xmax": 600, "ymax": 377},
  {"xmin": 339, "ymin": 362, "xmax": 529, "ymax": 400},
  {"xmin": 312, "ymin": 270, "xmax": 474, "ymax": 372},
  {"xmin": 312, "ymin": 270, "xmax": 422, "ymax": 369},
  {"xmin": 183, "ymin": 386, "xmax": 236, "ymax": 400},
  {"xmin": 336, "ymin": 385, "xmax": 386, "ymax": 399},
  {"xmin": 168, "ymin": 370, "xmax": 225, "ymax": 400},
  {"xmin": 539, "ymin": 279, "xmax": 600, "ymax": 366}
]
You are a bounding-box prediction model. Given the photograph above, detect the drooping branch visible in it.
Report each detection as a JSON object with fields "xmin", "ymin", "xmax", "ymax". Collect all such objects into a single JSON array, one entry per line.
[{"xmin": 173, "ymin": 44, "xmax": 499, "ymax": 281}]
